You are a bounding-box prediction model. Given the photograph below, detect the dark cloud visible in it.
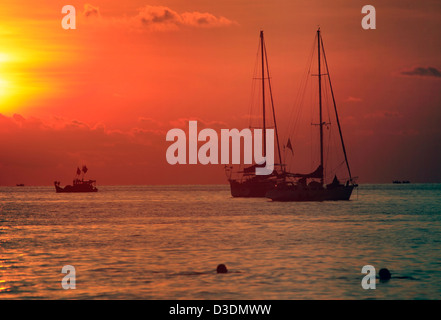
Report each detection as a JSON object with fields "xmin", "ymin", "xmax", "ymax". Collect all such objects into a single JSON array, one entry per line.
[
  {"xmin": 401, "ymin": 67, "xmax": 441, "ymax": 78},
  {"xmin": 0, "ymin": 114, "xmax": 231, "ymax": 185},
  {"xmin": 0, "ymin": 114, "xmax": 166, "ymax": 184},
  {"xmin": 139, "ymin": 7, "xmax": 180, "ymax": 25}
]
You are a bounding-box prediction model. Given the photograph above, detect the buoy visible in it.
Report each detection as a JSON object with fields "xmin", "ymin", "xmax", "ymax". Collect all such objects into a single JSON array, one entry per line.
[
  {"xmin": 379, "ymin": 268, "xmax": 391, "ymax": 281},
  {"xmin": 216, "ymin": 264, "xmax": 228, "ymax": 274}
]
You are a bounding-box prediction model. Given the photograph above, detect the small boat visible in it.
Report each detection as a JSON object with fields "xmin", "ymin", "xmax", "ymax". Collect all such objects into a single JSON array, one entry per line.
[
  {"xmin": 266, "ymin": 28, "xmax": 357, "ymax": 201},
  {"xmin": 54, "ymin": 166, "xmax": 98, "ymax": 193},
  {"xmin": 16, "ymin": 184, "xmax": 25, "ymax": 187},
  {"xmin": 393, "ymin": 180, "xmax": 410, "ymax": 184}
]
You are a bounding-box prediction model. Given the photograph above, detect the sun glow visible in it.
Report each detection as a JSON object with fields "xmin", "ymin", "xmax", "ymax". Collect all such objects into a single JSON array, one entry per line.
[
  {"xmin": 0, "ymin": 67, "xmax": 20, "ymax": 112},
  {"xmin": 0, "ymin": 51, "xmax": 17, "ymax": 111},
  {"xmin": 0, "ymin": 55, "xmax": 15, "ymax": 110},
  {"xmin": 0, "ymin": 49, "xmax": 60, "ymax": 113},
  {"xmin": 0, "ymin": 77, "xmax": 9, "ymax": 96},
  {"xmin": 0, "ymin": 52, "xmax": 11, "ymax": 63}
]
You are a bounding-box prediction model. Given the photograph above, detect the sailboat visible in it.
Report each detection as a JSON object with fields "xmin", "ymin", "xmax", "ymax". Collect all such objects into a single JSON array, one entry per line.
[
  {"xmin": 226, "ymin": 31, "xmax": 285, "ymax": 197},
  {"xmin": 266, "ymin": 28, "xmax": 357, "ymax": 201}
]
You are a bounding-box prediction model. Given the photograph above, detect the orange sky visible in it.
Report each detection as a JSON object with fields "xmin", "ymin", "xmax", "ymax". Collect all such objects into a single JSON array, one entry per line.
[{"xmin": 0, "ymin": 0, "xmax": 440, "ymax": 185}]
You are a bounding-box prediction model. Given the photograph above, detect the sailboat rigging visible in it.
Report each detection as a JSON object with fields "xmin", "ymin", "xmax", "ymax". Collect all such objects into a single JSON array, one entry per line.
[
  {"xmin": 226, "ymin": 30, "xmax": 285, "ymax": 197},
  {"xmin": 266, "ymin": 28, "xmax": 357, "ymax": 201}
]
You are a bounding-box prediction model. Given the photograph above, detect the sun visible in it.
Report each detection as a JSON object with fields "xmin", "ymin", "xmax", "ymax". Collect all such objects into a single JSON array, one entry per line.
[
  {"xmin": 0, "ymin": 45, "xmax": 69, "ymax": 113},
  {"xmin": 0, "ymin": 51, "xmax": 44, "ymax": 113}
]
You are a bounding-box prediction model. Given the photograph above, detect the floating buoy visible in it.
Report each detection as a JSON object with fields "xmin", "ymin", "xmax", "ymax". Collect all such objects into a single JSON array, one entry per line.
[{"xmin": 216, "ymin": 264, "xmax": 228, "ymax": 274}]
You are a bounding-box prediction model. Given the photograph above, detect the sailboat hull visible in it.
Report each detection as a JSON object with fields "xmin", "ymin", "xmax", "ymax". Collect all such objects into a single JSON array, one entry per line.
[
  {"xmin": 229, "ymin": 179, "xmax": 276, "ymax": 197},
  {"xmin": 266, "ymin": 184, "xmax": 354, "ymax": 201}
]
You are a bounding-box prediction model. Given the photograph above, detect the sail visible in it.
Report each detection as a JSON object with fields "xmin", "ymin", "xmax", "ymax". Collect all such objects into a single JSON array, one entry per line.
[{"xmin": 76, "ymin": 167, "xmax": 81, "ymax": 175}]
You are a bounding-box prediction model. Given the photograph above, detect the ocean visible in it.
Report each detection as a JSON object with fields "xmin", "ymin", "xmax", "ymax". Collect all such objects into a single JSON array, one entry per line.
[{"xmin": 1, "ymin": 184, "xmax": 440, "ymax": 300}]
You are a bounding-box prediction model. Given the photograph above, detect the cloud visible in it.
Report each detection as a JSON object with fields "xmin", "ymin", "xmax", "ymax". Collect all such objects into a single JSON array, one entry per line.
[
  {"xmin": 127, "ymin": 5, "xmax": 235, "ymax": 31},
  {"xmin": 169, "ymin": 117, "xmax": 228, "ymax": 129},
  {"xmin": 137, "ymin": 6, "xmax": 181, "ymax": 26},
  {"xmin": 0, "ymin": 114, "xmax": 230, "ymax": 185},
  {"xmin": 0, "ymin": 114, "xmax": 166, "ymax": 182},
  {"xmin": 83, "ymin": 3, "xmax": 100, "ymax": 18},
  {"xmin": 77, "ymin": 4, "xmax": 235, "ymax": 32},
  {"xmin": 181, "ymin": 11, "xmax": 235, "ymax": 27},
  {"xmin": 401, "ymin": 66, "xmax": 441, "ymax": 78}
]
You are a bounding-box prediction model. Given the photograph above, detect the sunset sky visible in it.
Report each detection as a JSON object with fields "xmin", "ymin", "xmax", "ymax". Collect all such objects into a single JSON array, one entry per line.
[{"xmin": 0, "ymin": 0, "xmax": 440, "ymax": 185}]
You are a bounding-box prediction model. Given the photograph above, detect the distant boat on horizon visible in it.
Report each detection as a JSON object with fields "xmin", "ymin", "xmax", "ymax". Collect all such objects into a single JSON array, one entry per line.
[
  {"xmin": 54, "ymin": 165, "xmax": 98, "ymax": 193},
  {"xmin": 393, "ymin": 180, "xmax": 411, "ymax": 184},
  {"xmin": 16, "ymin": 183, "xmax": 25, "ymax": 187}
]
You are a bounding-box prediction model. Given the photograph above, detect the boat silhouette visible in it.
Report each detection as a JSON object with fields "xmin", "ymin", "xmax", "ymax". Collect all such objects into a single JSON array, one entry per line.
[
  {"xmin": 226, "ymin": 31, "xmax": 286, "ymax": 197},
  {"xmin": 266, "ymin": 28, "xmax": 357, "ymax": 201},
  {"xmin": 54, "ymin": 165, "xmax": 98, "ymax": 193}
]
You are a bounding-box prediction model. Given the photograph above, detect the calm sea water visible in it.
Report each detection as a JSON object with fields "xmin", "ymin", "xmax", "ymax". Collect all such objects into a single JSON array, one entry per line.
[{"xmin": 1, "ymin": 184, "xmax": 440, "ymax": 300}]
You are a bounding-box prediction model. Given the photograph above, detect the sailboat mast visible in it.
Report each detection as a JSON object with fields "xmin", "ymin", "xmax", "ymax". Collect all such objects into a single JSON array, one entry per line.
[
  {"xmin": 263, "ymin": 38, "xmax": 283, "ymax": 172},
  {"xmin": 260, "ymin": 30, "xmax": 266, "ymax": 156},
  {"xmin": 320, "ymin": 35, "xmax": 353, "ymax": 182},
  {"xmin": 317, "ymin": 28, "xmax": 324, "ymax": 185}
]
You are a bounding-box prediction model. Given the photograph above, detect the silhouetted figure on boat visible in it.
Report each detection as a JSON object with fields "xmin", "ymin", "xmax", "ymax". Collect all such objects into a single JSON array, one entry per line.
[
  {"xmin": 217, "ymin": 264, "xmax": 228, "ymax": 274},
  {"xmin": 327, "ymin": 175, "xmax": 341, "ymax": 189}
]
